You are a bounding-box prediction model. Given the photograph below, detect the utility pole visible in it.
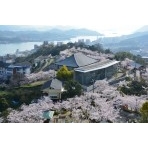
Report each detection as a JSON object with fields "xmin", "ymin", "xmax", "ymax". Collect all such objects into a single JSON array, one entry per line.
[
  {"xmin": 135, "ymin": 98, "xmax": 138, "ymax": 112},
  {"xmin": 92, "ymin": 79, "xmax": 95, "ymax": 93}
]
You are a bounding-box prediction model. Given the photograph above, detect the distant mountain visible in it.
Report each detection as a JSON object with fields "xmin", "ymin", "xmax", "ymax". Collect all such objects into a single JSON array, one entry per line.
[
  {"xmin": 0, "ymin": 25, "xmax": 102, "ymax": 43},
  {"xmin": 99, "ymin": 30, "xmax": 148, "ymax": 56},
  {"xmin": 66, "ymin": 28, "xmax": 101, "ymax": 36},
  {"xmin": 0, "ymin": 25, "xmax": 32, "ymax": 31},
  {"xmin": 0, "ymin": 25, "xmax": 101, "ymax": 33},
  {"xmin": 135, "ymin": 25, "xmax": 148, "ymax": 33}
]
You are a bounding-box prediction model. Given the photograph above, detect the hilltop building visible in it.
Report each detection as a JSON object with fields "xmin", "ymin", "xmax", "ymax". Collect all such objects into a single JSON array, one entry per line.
[
  {"xmin": 142, "ymin": 56, "xmax": 148, "ymax": 65},
  {"xmin": 55, "ymin": 52, "xmax": 119, "ymax": 86},
  {"xmin": 74, "ymin": 60, "xmax": 119, "ymax": 85},
  {"xmin": 55, "ymin": 52, "xmax": 98, "ymax": 70}
]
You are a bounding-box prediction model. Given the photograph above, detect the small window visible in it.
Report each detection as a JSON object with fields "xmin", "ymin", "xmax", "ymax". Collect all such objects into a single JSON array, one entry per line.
[{"xmin": 50, "ymin": 96, "xmax": 58, "ymax": 99}]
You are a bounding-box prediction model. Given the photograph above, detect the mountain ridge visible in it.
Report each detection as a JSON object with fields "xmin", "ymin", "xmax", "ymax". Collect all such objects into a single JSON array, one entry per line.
[{"xmin": 0, "ymin": 25, "xmax": 102, "ymax": 43}]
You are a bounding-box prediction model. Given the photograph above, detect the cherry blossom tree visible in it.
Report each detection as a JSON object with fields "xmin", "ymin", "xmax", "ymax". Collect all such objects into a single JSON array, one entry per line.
[
  {"xmin": 120, "ymin": 58, "xmax": 133, "ymax": 69},
  {"xmin": 7, "ymin": 98, "xmax": 54, "ymax": 123},
  {"xmin": 7, "ymin": 80, "xmax": 148, "ymax": 123},
  {"xmin": 20, "ymin": 70, "xmax": 56, "ymax": 85},
  {"xmin": 0, "ymin": 117, "xmax": 3, "ymax": 123},
  {"xmin": 59, "ymin": 48, "xmax": 113, "ymax": 63}
]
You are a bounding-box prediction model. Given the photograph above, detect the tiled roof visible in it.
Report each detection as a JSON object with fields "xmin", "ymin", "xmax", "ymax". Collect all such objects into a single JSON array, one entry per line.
[
  {"xmin": 0, "ymin": 61, "xmax": 10, "ymax": 68},
  {"xmin": 55, "ymin": 52, "xmax": 98, "ymax": 68},
  {"xmin": 42, "ymin": 78, "xmax": 62, "ymax": 90},
  {"xmin": 13, "ymin": 62, "xmax": 31, "ymax": 67},
  {"xmin": 75, "ymin": 60, "xmax": 120, "ymax": 73},
  {"xmin": 43, "ymin": 110, "xmax": 54, "ymax": 119}
]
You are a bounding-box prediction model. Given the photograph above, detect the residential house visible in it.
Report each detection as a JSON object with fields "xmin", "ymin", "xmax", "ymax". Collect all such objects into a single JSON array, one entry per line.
[
  {"xmin": 0, "ymin": 61, "xmax": 9, "ymax": 75},
  {"xmin": 34, "ymin": 55, "xmax": 49, "ymax": 67},
  {"xmin": 6, "ymin": 62, "xmax": 32, "ymax": 76},
  {"xmin": 3, "ymin": 54, "xmax": 15, "ymax": 64},
  {"xmin": 41, "ymin": 78, "xmax": 64, "ymax": 100},
  {"xmin": 142, "ymin": 56, "xmax": 148, "ymax": 65}
]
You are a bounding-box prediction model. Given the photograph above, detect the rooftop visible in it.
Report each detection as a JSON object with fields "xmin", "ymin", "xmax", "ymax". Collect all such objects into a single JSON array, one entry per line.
[
  {"xmin": 55, "ymin": 52, "xmax": 99, "ymax": 68},
  {"xmin": 42, "ymin": 78, "xmax": 63, "ymax": 90},
  {"xmin": 142, "ymin": 56, "xmax": 148, "ymax": 59},
  {"xmin": 13, "ymin": 62, "xmax": 31, "ymax": 67},
  {"xmin": 0, "ymin": 61, "xmax": 10, "ymax": 68},
  {"xmin": 43, "ymin": 110, "xmax": 54, "ymax": 119},
  {"xmin": 74, "ymin": 60, "xmax": 120, "ymax": 73},
  {"xmin": 35, "ymin": 55, "xmax": 48, "ymax": 61}
]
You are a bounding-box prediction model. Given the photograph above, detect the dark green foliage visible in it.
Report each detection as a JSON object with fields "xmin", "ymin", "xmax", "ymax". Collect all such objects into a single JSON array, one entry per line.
[
  {"xmin": 133, "ymin": 55, "xmax": 146, "ymax": 66},
  {"xmin": 0, "ymin": 98, "xmax": 9, "ymax": 112},
  {"xmin": 62, "ymin": 80, "xmax": 82, "ymax": 99},
  {"xmin": 105, "ymin": 49, "xmax": 113, "ymax": 54},
  {"xmin": 88, "ymin": 44, "xmax": 104, "ymax": 53},
  {"xmin": 115, "ymin": 52, "xmax": 134, "ymax": 61},
  {"xmin": 120, "ymin": 80, "xmax": 148, "ymax": 96},
  {"xmin": 25, "ymin": 44, "xmax": 69, "ymax": 63},
  {"xmin": 0, "ymin": 86, "xmax": 6, "ymax": 91},
  {"xmin": 115, "ymin": 51, "xmax": 146, "ymax": 65},
  {"xmin": 125, "ymin": 77, "xmax": 132, "ymax": 81},
  {"xmin": 15, "ymin": 57, "xmax": 26, "ymax": 63},
  {"xmin": 0, "ymin": 85, "xmax": 42, "ymax": 112},
  {"xmin": 15, "ymin": 42, "xmax": 106, "ymax": 64}
]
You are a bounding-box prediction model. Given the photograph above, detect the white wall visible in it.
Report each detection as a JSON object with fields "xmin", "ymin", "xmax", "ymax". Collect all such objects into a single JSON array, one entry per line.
[{"xmin": 25, "ymin": 67, "xmax": 31, "ymax": 74}]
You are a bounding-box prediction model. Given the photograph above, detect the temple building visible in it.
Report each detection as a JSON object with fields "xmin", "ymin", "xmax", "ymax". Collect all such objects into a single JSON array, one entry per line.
[
  {"xmin": 74, "ymin": 60, "xmax": 119, "ymax": 85},
  {"xmin": 55, "ymin": 52, "xmax": 120, "ymax": 86},
  {"xmin": 55, "ymin": 52, "xmax": 98, "ymax": 70}
]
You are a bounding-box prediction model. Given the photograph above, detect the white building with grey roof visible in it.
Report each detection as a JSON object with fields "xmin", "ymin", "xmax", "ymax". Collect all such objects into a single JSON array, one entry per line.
[{"xmin": 41, "ymin": 78, "xmax": 64, "ymax": 100}]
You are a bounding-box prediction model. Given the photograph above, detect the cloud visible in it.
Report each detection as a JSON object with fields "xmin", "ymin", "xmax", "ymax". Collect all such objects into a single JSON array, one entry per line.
[{"xmin": 0, "ymin": 0, "xmax": 147, "ymax": 33}]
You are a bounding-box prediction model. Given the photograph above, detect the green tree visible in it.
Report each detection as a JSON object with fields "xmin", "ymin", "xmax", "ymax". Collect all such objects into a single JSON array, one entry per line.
[
  {"xmin": 140, "ymin": 102, "xmax": 148, "ymax": 123},
  {"xmin": 115, "ymin": 51, "xmax": 146, "ymax": 65},
  {"xmin": 115, "ymin": 52, "xmax": 133, "ymax": 61},
  {"xmin": 56, "ymin": 65, "xmax": 73, "ymax": 81},
  {"xmin": 120, "ymin": 80, "xmax": 148, "ymax": 96},
  {"xmin": 62, "ymin": 80, "xmax": 82, "ymax": 99},
  {"xmin": 105, "ymin": 49, "xmax": 113, "ymax": 54},
  {"xmin": 0, "ymin": 98, "xmax": 9, "ymax": 112}
]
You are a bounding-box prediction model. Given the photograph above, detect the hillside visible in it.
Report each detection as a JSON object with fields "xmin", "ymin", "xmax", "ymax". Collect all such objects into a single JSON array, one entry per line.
[{"xmin": 100, "ymin": 31, "xmax": 148, "ymax": 56}]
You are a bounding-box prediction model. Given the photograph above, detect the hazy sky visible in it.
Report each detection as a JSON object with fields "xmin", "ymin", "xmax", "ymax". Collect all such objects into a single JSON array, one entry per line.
[{"xmin": 0, "ymin": 0, "xmax": 147, "ymax": 34}]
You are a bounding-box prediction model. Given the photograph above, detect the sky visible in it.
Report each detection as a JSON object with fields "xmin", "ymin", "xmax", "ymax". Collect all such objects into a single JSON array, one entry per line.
[{"xmin": 0, "ymin": 0, "xmax": 148, "ymax": 35}]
